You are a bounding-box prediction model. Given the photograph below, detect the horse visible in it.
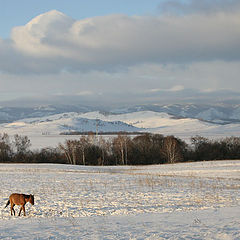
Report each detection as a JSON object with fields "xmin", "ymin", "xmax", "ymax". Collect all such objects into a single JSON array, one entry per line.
[{"xmin": 5, "ymin": 193, "xmax": 34, "ymax": 216}]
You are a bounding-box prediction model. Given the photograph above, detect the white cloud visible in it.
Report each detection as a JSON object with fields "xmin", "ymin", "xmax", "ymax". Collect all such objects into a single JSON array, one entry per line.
[
  {"xmin": 11, "ymin": 10, "xmax": 75, "ymax": 57},
  {"xmin": 76, "ymin": 91, "xmax": 94, "ymax": 96},
  {"xmin": 1, "ymin": 8, "xmax": 240, "ymax": 102},
  {"xmin": 148, "ymin": 85, "xmax": 185, "ymax": 93},
  {"xmin": 0, "ymin": 9, "xmax": 238, "ymax": 74},
  {"xmin": 169, "ymin": 85, "xmax": 185, "ymax": 92}
]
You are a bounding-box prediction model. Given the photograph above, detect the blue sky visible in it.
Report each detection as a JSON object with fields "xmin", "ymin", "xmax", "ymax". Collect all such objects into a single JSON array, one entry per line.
[
  {"xmin": 0, "ymin": 0, "xmax": 240, "ymax": 104},
  {"xmin": 0, "ymin": 0, "xmax": 160, "ymax": 38}
]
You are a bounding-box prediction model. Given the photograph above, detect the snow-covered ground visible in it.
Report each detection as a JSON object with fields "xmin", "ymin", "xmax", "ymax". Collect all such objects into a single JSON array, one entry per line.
[{"xmin": 0, "ymin": 160, "xmax": 239, "ymax": 239}]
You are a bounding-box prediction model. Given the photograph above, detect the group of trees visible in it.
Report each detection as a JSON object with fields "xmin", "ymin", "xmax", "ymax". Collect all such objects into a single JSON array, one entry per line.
[
  {"xmin": 189, "ymin": 135, "xmax": 240, "ymax": 161},
  {"xmin": 1, "ymin": 133, "xmax": 240, "ymax": 165},
  {"xmin": 0, "ymin": 133, "xmax": 65, "ymax": 164},
  {"xmin": 0, "ymin": 133, "xmax": 31, "ymax": 162},
  {"xmin": 58, "ymin": 134, "xmax": 188, "ymax": 165}
]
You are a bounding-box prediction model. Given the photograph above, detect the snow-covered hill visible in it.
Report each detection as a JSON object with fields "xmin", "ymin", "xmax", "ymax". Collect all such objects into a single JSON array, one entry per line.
[
  {"xmin": 0, "ymin": 110, "xmax": 240, "ymax": 149},
  {"xmin": 75, "ymin": 111, "xmax": 240, "ymax": 138},
  {"xmin": 0, "ymin": 113, "xmax": 140, "ymax": 136},
  {"xmin": 1, "ymin": 110, "xmax": 240, "ymax": 139}
]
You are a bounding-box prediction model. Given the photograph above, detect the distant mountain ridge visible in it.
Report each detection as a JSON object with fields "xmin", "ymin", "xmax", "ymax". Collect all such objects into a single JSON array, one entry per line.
[
  {"xmin": 0, "ymin": 105, "xmax": 96, "ymax": 123},
  {"xmin": 1, "ymin": 103, "xmax": 240, "ymax": 124},
  {"xmin": 113, "ymin": 104, "xmax": 240, "ymax": 124}
]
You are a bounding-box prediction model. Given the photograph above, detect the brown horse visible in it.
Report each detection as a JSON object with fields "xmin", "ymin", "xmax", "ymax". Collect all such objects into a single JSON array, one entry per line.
[{"xmin": 5, "ymin": 193, "xmax": 34, "ymax": 216}]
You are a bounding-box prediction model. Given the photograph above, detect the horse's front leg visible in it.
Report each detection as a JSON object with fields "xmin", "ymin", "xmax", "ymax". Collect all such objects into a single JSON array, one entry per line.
[
  {"xmin": 22, "ymin": 205, "xmax": 26, "ymax": 216},
  {"xmin": 18, "ymin": 206, "xmax": 22, "ymax": 216}
]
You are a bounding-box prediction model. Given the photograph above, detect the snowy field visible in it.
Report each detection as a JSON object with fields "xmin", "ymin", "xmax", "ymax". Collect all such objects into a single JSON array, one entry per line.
[{"xmin": 0, "ymin": 160, "xmax": 239, "ymax": 239}]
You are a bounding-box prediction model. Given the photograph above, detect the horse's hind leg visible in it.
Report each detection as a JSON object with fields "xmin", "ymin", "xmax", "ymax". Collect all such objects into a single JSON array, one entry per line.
[{"xmin": 11, "ymin": 204, "xmax": 15, "ymax": 216}]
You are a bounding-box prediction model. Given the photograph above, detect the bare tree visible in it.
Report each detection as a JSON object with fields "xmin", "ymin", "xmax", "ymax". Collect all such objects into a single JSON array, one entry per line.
[
  {"xmin": 0, "ymin": 133, "xmax": 12, "ymax": 162},
  {"xmin": 98, "ymin": 136, "xmax": 106, "ymax": 165},
  {"xmin": 59, "ymin": 140, "xmax": 77, "ymax": 165},
  {"xmin": 191, "ymin": 135, "xmax": 209, "ymax": 150},
  {"xmin": 13, "ymin": 134, "xmax": 31, "ymax": 154},
  {"xmin": 12, "ymin": 134, "xmax": 31, "ymax": 162},
  {"xmin": 162, "ymin": 136, "xmax": 183, "ymax": 163},
  {"xmin": 59, "ymin": 137, "xmax": 90, "ymax": 165},
  {"xmin": 79, "ymin": 136, "xmax": 90, "ymax": 165},
  {"xmin": 98, "ymin": 136, "xmax": 112, "ymax": 166},
  {"xmin": 113, "ymin": 134, "xmax": 130, "ymax": 165}
]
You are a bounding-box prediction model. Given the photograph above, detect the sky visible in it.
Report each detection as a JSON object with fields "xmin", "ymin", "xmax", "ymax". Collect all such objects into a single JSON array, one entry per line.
[{"xmin": 0, "ymin": 0, "xmax": 240, "ymax": 105}]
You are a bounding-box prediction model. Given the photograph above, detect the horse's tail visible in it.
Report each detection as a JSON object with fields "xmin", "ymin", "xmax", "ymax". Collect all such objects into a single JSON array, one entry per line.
[{"xmin": 5, "ymin": 200, "xmax": 10, "ymax": 208}]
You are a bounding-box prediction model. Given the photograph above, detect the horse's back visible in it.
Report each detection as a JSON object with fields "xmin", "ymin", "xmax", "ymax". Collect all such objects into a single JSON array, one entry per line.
[{"xmin": 9, "ymin": 193, "xmax": 25, "ymax": 205}]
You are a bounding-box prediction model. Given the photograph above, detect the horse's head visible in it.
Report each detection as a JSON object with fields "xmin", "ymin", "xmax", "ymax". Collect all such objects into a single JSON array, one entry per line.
[{"xmin": 29, "ymin": 194, "xmax": 34, "ymax": 205}]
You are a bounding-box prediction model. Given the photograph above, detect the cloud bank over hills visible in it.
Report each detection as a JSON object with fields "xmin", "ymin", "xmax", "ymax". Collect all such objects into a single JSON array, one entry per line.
[{"xmin": 0, "ymin": 1, "xmax": 240, "ymax": 103}]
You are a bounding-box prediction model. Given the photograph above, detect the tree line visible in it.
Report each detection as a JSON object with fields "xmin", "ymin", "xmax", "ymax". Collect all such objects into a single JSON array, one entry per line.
[{"xmin": 1, "ymin": 133, "xmax": 240, "ymax": 165}]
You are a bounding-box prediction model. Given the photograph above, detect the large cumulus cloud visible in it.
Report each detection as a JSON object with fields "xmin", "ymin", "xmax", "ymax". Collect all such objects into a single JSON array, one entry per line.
[{"xmin": 0, "ymin": 8, "xmax": 240, "ymax": 74}]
